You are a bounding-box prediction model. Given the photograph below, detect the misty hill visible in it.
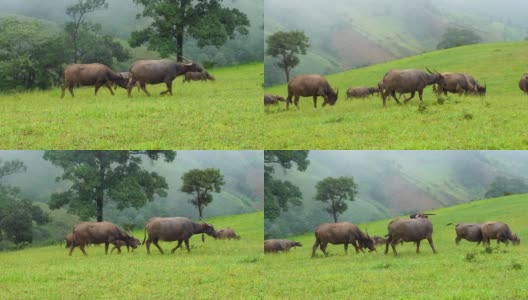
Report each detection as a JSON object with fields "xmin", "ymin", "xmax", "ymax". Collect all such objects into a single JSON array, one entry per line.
[
  {"xmin": 1, "ymin": 151, "xmax": 263, "ymax": 228},
  {"xmin": 1, "ymin": 0, "xmax": 263, "ymax": 68},
  {"xmin": 265, "ymin": 151, "xmax": 528, "ymax": 237},
  {"xmin": 264, "ymin": 0, "xmax": 528, "ymax": 86}
]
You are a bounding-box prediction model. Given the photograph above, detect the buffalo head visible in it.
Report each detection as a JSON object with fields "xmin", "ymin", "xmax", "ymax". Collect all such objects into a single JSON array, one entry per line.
[
  {"xmin": 512, "ymin": 234, "xmax": 520, "ymax": 246},
  {"xmin": 360, "ymin": 230, "xmax": 376, "ymax": 252},
  {"xmin": 201, "ymin": 221, "xmax": 217, "ymax": 238},
  {"xmin": 115, "ymin": 74, "xmax": 128, "ymax": 89},
  {"xmin": 327, "ymin": 88, "xmax": 339, "ymax": 106}
]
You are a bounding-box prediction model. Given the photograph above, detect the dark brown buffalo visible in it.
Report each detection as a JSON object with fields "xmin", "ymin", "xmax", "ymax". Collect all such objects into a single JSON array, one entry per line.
[
  {"xmin": 519, "ymin": 74, "xmax": 528, "ymax": 94},
  {"xmin": 113, "ymin": 72, "xmax": 140, "ymax": 91},
  {"xmin": 182, "ymin": 71, "xmax": 215, "ymax": 83},
  {"xmin": 346, "ymin": 87, "xmax": 371, "ymax": 99},
  {"xmin": 434, "ymin": 73, "xmax": 486, "ymax": 96},
  {"xmin": 68, "ymin": 222, "xmax": 139, "ymax": 256},
  {"xmin": 215, "ymin": 228, "xmax": 240, "ymax": 240},
  {"xmin": 127, "ymin": 58, "xmax": 203, "ymax": 97},
  {"xmin": 264, "ymin": 239, "xmax": 302, "ymax": 253},
  {"xmin": 370, "ymin": 235, "xmax": 387, "ymax": 246},
  {"xmin": 64, "ymin": 233, "xmax": 74, "ymax": 248},
  {"xmin": 110, "ymin": 238, "xmax": 141, "ymax": 254},
  {"xmin": 481, "ymin": 222, "xmax": 520, "ymax": 248},
  {"xmin": 142, "ymin": 217, "xmax": 216, "ymax": 254},
  {"xmin": 264, "ymin": 94, "xmax": 286, "ymax": 106},
  {"xmin": 380, "ymin": 68, "xmax": 443, "ymax": 106},
  {"xmin": 312, "ymin": 222, "xmax": 375, "ymax": 257},
  {"xmin": 385, "ymin": 213, "xmax": 436, "ymax": 256},
  {"xmin": 446, "ymin": 223, "xmax": 483, "ymax": 245},
  {"xmin": 287, "ymin": 75, "xmax": 338, "ymax": 110},
  {"xmin": 61, "ymin": 64, "xmax": 127, "ymax": 98}
]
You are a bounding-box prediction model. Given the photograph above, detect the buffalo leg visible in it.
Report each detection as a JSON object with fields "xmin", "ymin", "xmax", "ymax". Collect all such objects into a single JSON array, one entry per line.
[
  {"xmin": 344, "ymin": 243, "xmax": 348, "ymax": 255},
  {"xmin": 128, "ymin": 78, "xmax": 138, "ymax": 97},
  {"xmin": 403, "ymin": 91, "xmax": 416, "ymax": 103},
  {"xmin": 160, "ymin": 81, "xmax": 173, "ymax": 96},
  {"xmin": 95, "ymin": 83, "xmax": 102, "ymax": 96},
  {"xmin": 320, "ymin": 243, "xmax": 328, "ymax": 256},
  {"xmin": 416, "ymin": 240, "xmax": 421, "ymax": 253},
  {"xmin": 313, "ymin": 96, "xmax": 318, "ymax": 108},
  {"xmin": 68, "ymin": 244, "xmax": 76, "ymax": 256},
  {"xmin": 294, "ymin": 96, "xmax": 300, "ymax": 108},
  {"xmin": 418, "ymin": 89, "xmax": 424, "ymax": 102},
  {"xmin": 68, "ymin": 86, "xmax": 74, "ymax": 98},
  {"xmin": 80, "ymin": 244, "xmax": 88, "ymax": 256},
  {"xmin": 61, "ymin": 85, "xmax": 66, "ymax": 99},
  {"xmin": 311, "ymin": 240, "xmax": 320, "ymax": 257},
  {"xmin": 145, "ymin": 240, "xmax": 151, "ymax": 254},
  {"xmin": 184, "ymin": 239, "xmax": 190, "ymax": 252},
  {"xmin": 105, "ymin": 242, "xmax": 109, "ymax": 255},
  {"xmin": 153, "ymin": 239, "xmax": 164, "ymax": 254},
  {"xmin": 171, "ymin": 240, "xmax": 183, "ymax": 254},
  {"xmin": 427, "ymin": 237, "xmax": 436, "ymax": 254},
  {"xmin": 390, "ymin": 91, "xmax": 401, "ymax": 104},
  {"xmin": 286, "ymin": 94, "xmax": 293, "ymax": 110},
  {"xmin": 139, "ymin": 83, "xmax": 151, "ymax": 96},
  {"xmin": 390, "ymin": 242, "xmax": 398, "ymax": 256},
  {"xmin": 105, "ymin": 82, "xmax": 115, "ymax": 96}
]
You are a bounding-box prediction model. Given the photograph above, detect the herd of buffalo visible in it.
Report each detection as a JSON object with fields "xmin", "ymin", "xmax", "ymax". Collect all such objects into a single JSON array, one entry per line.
[
  {"xmin": 60, "ymin": 58, "xmax": 215, "ymax": 99},
  {"xmin": 264, "ymin": 69, "xmax": 528, "ymax": 109},
  {"xmin": 63, "ymin": 217, "xmax": 239, "ymax": 256},
  {"xmin": 264, "ymin": 213, "xmax": 521, "ymax": 256}
]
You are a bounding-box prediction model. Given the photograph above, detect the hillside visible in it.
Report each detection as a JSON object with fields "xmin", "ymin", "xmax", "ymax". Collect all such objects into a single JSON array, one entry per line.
[
  {"xmin": 0, "ymin": 62, "xmax": 264, "ymax": 149},
  {"xmin": 0, "ymin": 212, "xmax": 264, "ymax": 299},
  {"xmin": 264, "ymin": 0, "xmax": 528, "ymax": 86},
  {"xmin": 264, "ymin": 195, "xmax": 528, "ymax": 298},
  {"xmin": 263, "ymin": 41, "xmax": 528, "ymax": 150}
]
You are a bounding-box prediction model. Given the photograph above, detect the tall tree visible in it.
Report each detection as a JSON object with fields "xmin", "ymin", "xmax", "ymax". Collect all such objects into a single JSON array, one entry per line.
[
  {"xmin": 43, "ymin": 151, "xmax": 176, "ymax": 222},
  {"xmin": 181, "ymin": 168, "xmax": 225, "ymax": 241},
  {"xmin": 264, "ymin": 151, "xmax": 310, "ymax": 220},
  {"xmin": 0, "ymin": 159, "xmax": 49, "ymax": 246},
  {"xmin": 130, "ymin": 0, "xmax": 250, "ymax": 62},
  {"xmin": 437, "ymin": 27, "xmax": 482, "ymax": 50},
  {"xmin": 265, "ymin": 30, "xmax": 310, "ymax": 82},
  {"xmin": 65, "ymin": 0, "xmax": 108, "ymax": 63},
  {"xmin": 315, "ymin": 177, "xmax": 358, "ymax": 223}
]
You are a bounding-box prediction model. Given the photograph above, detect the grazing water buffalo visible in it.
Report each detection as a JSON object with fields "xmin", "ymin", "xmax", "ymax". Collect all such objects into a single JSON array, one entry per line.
[
  {"xmin": 370, "ymin": 235, "xmax": 387, "ymax": 246},
  {"xmin": 182, "ymin": 71, "xmax": 215, "ymax": 83},
  {"xmin": 68, "ymin": 222, "xmax": 139, "ymax": 256},
  {"xmin": 110, "ymin": 237, "xmax": 141, "ymax": 254},
  {"xmin": 264, "ymin": 239, "xmax": 302, "ymax": 253},
  {"xmin": 481, "ymin": 222, "xmax": 520, "ymax": 248},
  {"xmin": 312, "ymin": 222, "xmax": 375, "ymax": 257},
  {"xmin": 346, "ymin": 87, "xmax": 372, "ymax": 99},
  {"xmin": 434, "ymin": 73, "xmax": 486, "ymax": 96},
  {"xmin": 61, "ymin": 64, "xmax": 127, "ymax": 98},
  {"xmin": 380, "ymin": 68, "xmax": 443, "ymax": 106},
  {"xmin": 385, "ymin": 213, "xmax": 436, "ymax": 256},
  {"xmin": 264, "ymin": 94, "xmax": 286, "ymax": 106},
  {"xmin": 519, "ymin": 74, "xmax": 528, "ymax": 94},
  {"xmin": 127, "ymin": 58, "xmax": 203, "ymax": 97},
  {"xmin": 113, "ymin": 72, "xmax": 140, "ymax": 91},
  {"xmin": 142, "ymin": 217, "xmax": 216, "ymax": 254},
  {"xmin": 215, "ymin": 228, "xmax": 240, "ymax": 240},
  {"xmin": 287, "ymin": 75, "xmax": 339, "ymax": 110},
  {"xmin": 447, "ymin": 223, "xmax": 483, "ymax": 245}
]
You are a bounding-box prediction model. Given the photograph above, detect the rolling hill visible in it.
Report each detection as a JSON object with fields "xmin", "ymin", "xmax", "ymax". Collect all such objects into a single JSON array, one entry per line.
[
  {"xmin": 264, "ymin": 195, "xmax": 528, "ymax": 298},
  {"xmin": 263, "ymin": 41, "xmax": 528, "ymax": 150},
  {"xmin": 0, "ymin": 212, "xmax": 264, "ymax": 299}
]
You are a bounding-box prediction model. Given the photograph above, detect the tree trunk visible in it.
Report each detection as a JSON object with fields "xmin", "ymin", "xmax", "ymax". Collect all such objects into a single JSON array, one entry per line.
[
  {"xmin": 176, "ymin": 32, "xmax": 184, "ymax": 62},
  {"xmin": 96, "ymin": 194, "xmax": 103, "ymax": 222},
  {"xmin": 331, "ymin": 199, "xmax": 337, "ymax": 223},
  {"xmin": 199, "ymin": 205, "xmax": 204, "ymax": 242}
]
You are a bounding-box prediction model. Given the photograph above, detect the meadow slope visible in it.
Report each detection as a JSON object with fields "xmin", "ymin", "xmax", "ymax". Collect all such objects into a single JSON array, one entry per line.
[
  {"xmin": 0, "ymin": 62, "xmax": 263, "ymax": 149},
  {"xmin": 0, "ymin": 212, "xmax": 263, "ymax": 299},
  {"xmin": 263, "ymin": 195, "xmax": 528, "ymax": 299},
  {"xmin": 264, "ymin": 42, "xmax": 528, "ymax": 149}
]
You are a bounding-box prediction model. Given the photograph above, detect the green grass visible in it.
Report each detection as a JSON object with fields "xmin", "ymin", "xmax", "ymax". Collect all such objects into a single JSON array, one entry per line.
[
  {"xmin": 0, "ymin": 62, "xmax": 263, "ymax": 149},
  {"xmin": 264, "ymin": 195, "xmax": 528, "ymax": 299},
  {"xmin": 0, "ymin": 212, "xmax": 263, "ymax": 299},
  {"xmin": 264, "ymin": 42, "xmax": 528, "ymax": 149}
]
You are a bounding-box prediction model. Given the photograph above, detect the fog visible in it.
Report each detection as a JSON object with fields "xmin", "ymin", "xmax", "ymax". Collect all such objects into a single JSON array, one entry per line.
[{"xmin": 265, "ymin": 151, "xmax": 528, "ymax": 237}]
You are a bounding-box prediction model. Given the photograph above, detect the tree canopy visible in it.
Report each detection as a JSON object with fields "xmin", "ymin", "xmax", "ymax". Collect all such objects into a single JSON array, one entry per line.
[
  {"xmin": 437, "ymin": 27, "xmax": 483, "ymax": 50},
  {"xmin": 315, "ymin": 176, "xmax": 358, "ymax": 223},
  {"xmin": 264, "ymin": 151, "xmax": 310, "ymax": 220},
  {"xmin": 43, "ymin": 151, "xmax": 176, "ymax": 222},
  {"xmin": 130, "ymin": 0, "xmax": 250, "ymax": 61},
  {"xmin": 484, "ymin": 176, "xmax": 528, "ymax": 199},
  {"xmin": 265, "ymin": 30, "xmax": 310, "ymax": 82}
]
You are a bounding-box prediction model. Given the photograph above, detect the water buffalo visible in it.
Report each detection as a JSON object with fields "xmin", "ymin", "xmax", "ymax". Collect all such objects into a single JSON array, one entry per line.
[
  {"xmin": 447, "ymin": 223, "xmax": 483, "ymax": 245},
  {"xmin": 113, "ymin": 72, "xmax": 140, "ymax": 91},
  {"xmin": 61, "ymin": 64, "xmax": 127, "ymax": 98},
  {"xmin": 64, "ymin": 233, "xmax": 74, "ymax": 248},
  {"xmin": 380, "ymin": 68, "xmax": 443, "ymax": 106},
  {"xmin": 264, "ymin": 239, "xmax": 302, "ymax": 253},
  {"xmin": 215, "ymin": 228, "xmax": 240, "ymax": 240},
  {"xmin": 68, "ymin": 222, "xmax": 139, "ymax": 256},
  {"xmin": 127, "ymin": 58, "xmax": 203, "ymax": 97},
  {"xmin": 370, "ymin": 235, "xmax": 387, "ymax": 246},
  {"xmin": 385, "ymin": 213, "xmax": 436, "ymax": 256},
  {"xmin": 434, "ymin": 73, "xmax": 486, "ymax": 96},
  {"xmin": 312, "ymin": 222, "xmax": 375, "ymax": 257},
  {"xmin": 519, "ymin": 74, "xmax": 528, "ymax": 94},
  {"xmin": 264, "ymin": 94, "xmax": 286, "ymax": 106},
  {"xmin": 110, "ymin": 237, "xmax": 141, "ymax": 254},
  {"xmin": 346, "ymin": 87, "xmax": 371, "ymax": 99},
  {"xmin": 142, "ymin": 217, "xmax": 216, "ymax": 254},
  {"xmin": 182, "ymin": 71, "xmax": 215, "ymax": 83},
  {"xmin": 481, "ymin": 222, "xmax": 520, "ymax": 248},
  {"xmin": 287, "ymin": 75, "xmax": 338, "ymax": 110}
]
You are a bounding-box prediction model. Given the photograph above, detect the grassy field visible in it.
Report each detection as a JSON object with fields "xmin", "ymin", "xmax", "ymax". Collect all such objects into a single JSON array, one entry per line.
[
  {"xmin": 0, "ymin": 212, "xmax": 263, "ymax": 299},
  {"xmin": 264, "ymin": 42, "xmax": 528, "ymax": 149},
  {"xmin": 0, "ymin": 62, "xmax": 263, "ymax": 149},
  {"xmin": 264, "ymin": 195, "xmax": 528, "ymax": 299}
]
